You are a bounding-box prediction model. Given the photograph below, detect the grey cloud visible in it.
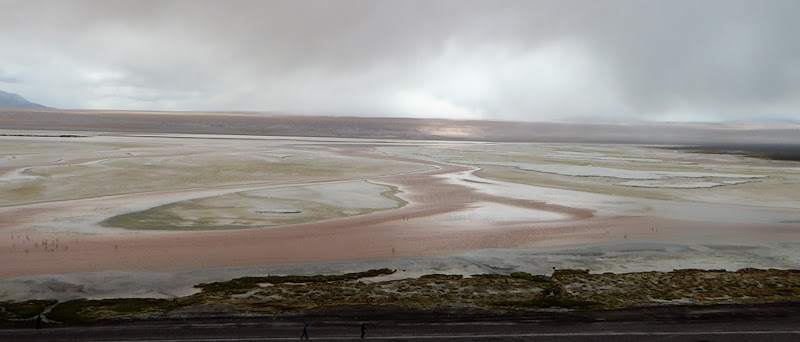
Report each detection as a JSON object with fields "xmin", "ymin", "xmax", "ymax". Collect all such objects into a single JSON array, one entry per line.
[
  {"xmin": 1, "ymin": 0, "xmax": 799, "ymax": 122},
  {"xmin": 0, "ymin": 76, "xmax": 21, "ymax": 84}
]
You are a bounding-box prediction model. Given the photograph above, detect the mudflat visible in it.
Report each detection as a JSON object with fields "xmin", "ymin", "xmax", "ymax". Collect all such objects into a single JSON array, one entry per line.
[
  {"xmin": 1, "ymin": 129, "xmax": 798, "ymax": 280},
  {"xmin": 0, "ymin": 113, "xmax": 798, "ymax": 308}
]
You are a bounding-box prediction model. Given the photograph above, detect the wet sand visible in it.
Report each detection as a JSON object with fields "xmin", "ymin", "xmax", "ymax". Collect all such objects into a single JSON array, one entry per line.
[
  {"xmin": 0, "ymin": 144, "xmax": 594, "ymax": 278},
  {"xmin": 1, "ymin": 135, "xmax": 798, "ymax": 280}
]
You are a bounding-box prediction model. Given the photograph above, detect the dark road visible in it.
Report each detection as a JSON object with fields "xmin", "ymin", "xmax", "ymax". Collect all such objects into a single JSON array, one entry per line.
[{"xmin": 3, "ymin": 317, "xmax": 800, "ymax": 341}]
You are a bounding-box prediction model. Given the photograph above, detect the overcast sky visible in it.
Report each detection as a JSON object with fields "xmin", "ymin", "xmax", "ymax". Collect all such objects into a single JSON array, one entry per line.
[{"xmin": 1, "ymin": 0, "xmax": 799, "ymax": 122}]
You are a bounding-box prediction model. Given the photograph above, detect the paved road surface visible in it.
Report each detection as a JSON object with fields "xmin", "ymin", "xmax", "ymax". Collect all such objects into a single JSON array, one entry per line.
[
  {"xmin": 3, "ymin": 304, "xmax": 800, "ymax": 341},
  {"xmin": 4, "ymin": 319, "xmax": 800, "ymax": 341}
]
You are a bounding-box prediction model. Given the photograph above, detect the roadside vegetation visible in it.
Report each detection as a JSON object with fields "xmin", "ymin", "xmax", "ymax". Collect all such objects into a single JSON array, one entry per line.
[{"xmin": 2, "ymin": 268, "xmax": 799, "ymax": 326}]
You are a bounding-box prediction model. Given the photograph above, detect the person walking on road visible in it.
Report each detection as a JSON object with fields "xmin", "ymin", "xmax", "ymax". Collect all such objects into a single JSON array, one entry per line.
[
  {"xmin": 300, "ymin": 323, "xmax": 309, "ymax": 339},
  {"xmin": 360, "ymin": 322, "xmax": 366, "ymax": 339},
  {"xmin": 35, "ymin": 314, "xmax": 43, "ymax": 329}
]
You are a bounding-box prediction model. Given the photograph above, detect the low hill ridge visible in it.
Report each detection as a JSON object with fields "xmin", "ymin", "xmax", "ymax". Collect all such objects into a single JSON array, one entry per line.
[{"xmin": 0, "ymin": 90, "xmax": 48, "ymax": 109}]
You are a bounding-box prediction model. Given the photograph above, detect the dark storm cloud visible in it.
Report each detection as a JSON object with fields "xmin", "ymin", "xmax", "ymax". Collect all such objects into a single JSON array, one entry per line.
[{"xmin": 1, "ymin": 0, "xmax": 799, "ymax": 121}]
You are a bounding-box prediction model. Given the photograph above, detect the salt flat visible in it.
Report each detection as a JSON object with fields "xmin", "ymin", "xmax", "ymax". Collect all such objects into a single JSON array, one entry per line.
[{"xmin": 0, "ymin": 131, "xmax": 798, "ymax": 300}]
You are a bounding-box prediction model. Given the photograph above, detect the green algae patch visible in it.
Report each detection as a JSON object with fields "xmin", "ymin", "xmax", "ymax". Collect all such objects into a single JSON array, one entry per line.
[{"xmin": 102, "ymin": 182, "xmax": 407, "ymax": 231}]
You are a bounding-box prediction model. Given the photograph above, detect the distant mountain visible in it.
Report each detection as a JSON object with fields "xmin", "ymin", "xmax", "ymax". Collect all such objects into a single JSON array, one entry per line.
[{"xmin": 0, "ymin": 90, "xmax": 49, "ymax": 109}]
